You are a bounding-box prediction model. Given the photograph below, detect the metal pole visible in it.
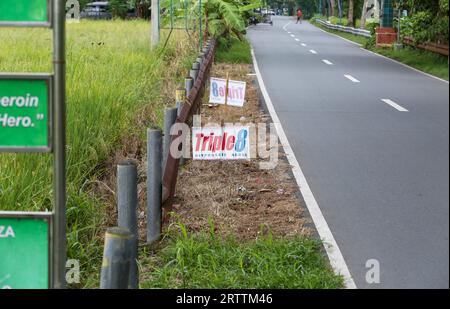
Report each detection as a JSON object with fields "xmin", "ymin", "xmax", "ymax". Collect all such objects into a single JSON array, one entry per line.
[
  {"xmin": 53, "ymin": 0, "xmax": 67, "ymax": 289},
  {"xmin": 163, "ymin": 107, "xmax": 178, "ymax": 171},
  {"xmin": 117, "ymin": 161, "xmax": 139, "ymax": 289},
  {"xmin": 199, "ymin": 0, "xmax": 202, "ymax": 50},
  {"xmin": 151, "ymin": 0, "xmax": 160, "ymax": 48},
  {"xmin": 100, "ymin": 227, "xmax": 133, "ymax": 289},
  {"xmin": 147, "ymin": 129, "xmax": 162, "ymax": 244}
]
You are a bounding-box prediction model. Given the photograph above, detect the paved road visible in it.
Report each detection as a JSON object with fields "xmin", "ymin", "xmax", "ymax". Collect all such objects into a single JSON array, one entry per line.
[{"xmin": 248, "ymin": 17, "xmax": 449, "ymax": 289}]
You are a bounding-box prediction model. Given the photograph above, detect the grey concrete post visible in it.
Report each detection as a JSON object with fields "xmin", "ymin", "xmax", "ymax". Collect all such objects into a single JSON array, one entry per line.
[
  {"xmin": 185, "ymin": 77, "xmax": 194, "ymax": 98},
  {"xmin": 100, "ymin": 227, "xmax": 133, "ymax": 289},
  {"xmin": 163, "ymin": 108, "xmax": 178, "ymax": 171},
  {"xmin": 190, "ymin": 61, "xmax": 200, "ymax": 80},
  {"xmin": 117, "ymin": 161, "xmax": 139, "ymax": 289},
  {"xmin": 147, "ymin": 129, "xmax": 162, "ymax": 244}
]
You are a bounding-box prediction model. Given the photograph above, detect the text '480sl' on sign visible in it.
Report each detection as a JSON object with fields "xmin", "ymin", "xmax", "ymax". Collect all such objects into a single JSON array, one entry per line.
[{"xmin": 192, "ymin": 126, "xmax": 250, "ymax": 160}]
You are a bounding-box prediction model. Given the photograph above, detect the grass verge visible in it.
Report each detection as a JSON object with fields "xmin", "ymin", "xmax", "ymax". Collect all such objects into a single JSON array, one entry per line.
[
  {"xmin": 215, "ymin": 37, "xmax": 252, "ymax": 64},
  {"xmin": 0, "ymin": 20, "xmax": 196, "ymax": 287},
  {"xmin": 311, "ymin": 20, "xmax": 449, "ymax": 81},
  {"xmin": 140, "ymin": 222, "xmax": 344, "ymax": 289}
]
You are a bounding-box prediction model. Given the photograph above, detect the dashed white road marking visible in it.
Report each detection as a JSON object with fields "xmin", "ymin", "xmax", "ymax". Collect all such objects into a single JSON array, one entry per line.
[
  {"xmin": 322, "ymin": 59, "xmax": 333, "ymax": 65},
  {"xmin": 344, "ymin": 74, "xmax": 360, "ymax": 83},
  {"xmin": 381, "ymin": 99, "xmax": 409, "ymax": 112},
  {"xmin": 295, "ymin": 38, "xmax": 300, "ymax": 42},
  {"xmin": 283, "ymin": 21, "xmax": 292, "ymax": 31},
  {"xmin": 251, "ymin": 47, "xmax": 357, "ymax": 289},
  {"xmin": 290, "ymin": 34, "xmax": 295, "ymax": 38},
  {"xmin": 311, "ymin": 21, "xmax": 448, "ymax": 84},
  {"xmin": 309, "ymin": 49, "xmax": 318, "ymax": 54},
  {"xmin": 301, "ymin": 43, "xmax": 307, "ymax": 46}
]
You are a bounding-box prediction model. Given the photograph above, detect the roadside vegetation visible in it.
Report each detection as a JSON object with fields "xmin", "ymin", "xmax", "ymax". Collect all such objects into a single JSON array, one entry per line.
[
  {"xmin": 140, "ymin": 222, "xmax": 343, "ymax": 289},
  {"xmin": 137, "ymin": 34, "xmax": 344, "ymax": 289},
  {"xmin": 0, "ymin": 20, "xmax": 197, "ymax": 287},
  {"xmin": 216, "ymin": 37, "xmax": 253, "ymax": 63},
  {"xmin": 311, "ymin": 18, "xmax": 449, "ymax": 81}
]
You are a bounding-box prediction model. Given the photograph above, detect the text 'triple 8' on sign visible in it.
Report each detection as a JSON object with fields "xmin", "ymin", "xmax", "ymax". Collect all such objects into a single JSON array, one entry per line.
[
  {"xmin": 0, "ymin": 0, "xmax": 51, "ymax": 27},
  {"xmin": 0, "ymin": 75, "xmax": 52, "ymax": 152}
]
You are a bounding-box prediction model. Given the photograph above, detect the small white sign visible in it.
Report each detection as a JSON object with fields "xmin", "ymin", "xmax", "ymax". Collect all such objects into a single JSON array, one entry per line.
[
  {"xmin": 209, "ymin": 77, "xmax": 247, "ymax": 107},
  {"xmin": 192, "ymin": 126, "xmax": 250, "ymax": 160}
]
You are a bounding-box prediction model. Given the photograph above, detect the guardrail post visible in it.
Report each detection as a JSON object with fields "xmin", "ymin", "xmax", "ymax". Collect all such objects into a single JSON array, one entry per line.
[
  {"xmin": 117, "ymin": 161, "xmax": 139, "ymax": 289},
  {"xmin": 100, "ymin": 227, "xmax": 133, "ymax": 289},
  {"xmin": 190, "ymin": 61, "xmax": 200, "ymax": 80},
  {"xmin": 163, "ymin": 107, "xmax": 178, "ymax": 171},
  {"xmin": 185, "ymin": 77, "xmax": 194, "ymax": 98},
  {"xmin": 147, "ymin": 129, "xmax": 162, "ymax": 244},
  {"xmin": 175, "ymin": 89, "xmax": 187, "ymax": 166}
]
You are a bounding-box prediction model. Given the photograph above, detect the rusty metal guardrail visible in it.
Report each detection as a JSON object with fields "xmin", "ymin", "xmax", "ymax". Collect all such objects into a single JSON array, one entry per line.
[
  {"xmin": 162, "ymin": 38, "xmax": 217, "ymax": 206},
  {"xmin": 403, "ymin": 36, "xmax": 449, "ymax": 56}
]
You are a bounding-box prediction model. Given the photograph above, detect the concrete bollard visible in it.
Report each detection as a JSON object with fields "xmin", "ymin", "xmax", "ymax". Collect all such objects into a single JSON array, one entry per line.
[
  {"xmin": 117, "ymin": 161, "xmax": 139, "ymax": 289},
  {"xmin": 147, "ymin": 129, "xmax": 162, "ymax": 244},
  {"xmin": 196, "ymin": 56, "xmax": 203, "ymax": 67},
  {"xmin": 190, "ymin": 61, "xmax": 200, "ymax": 80},
  {"xmin": 176, "ymin": 88, "xmax": 186, "ymax": 116},
  {"xmin": 185, "ymin": 77, "xmax": 194, "ymax": 98},
  {"xmin": 100, "ymin": 227, "xmax": 133, "ymax": 289},
  {"xmin": 163, "ymin": 107, "xmax": 178, "ymax": 171},
  {"xmin": 175, "ymin": 89, "xmax": 187, "ymax": 167}
]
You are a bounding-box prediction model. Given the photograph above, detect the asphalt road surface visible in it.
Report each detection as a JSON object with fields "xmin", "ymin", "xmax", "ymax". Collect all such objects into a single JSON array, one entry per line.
[{"xmin": 248, "ymin": 16, "xmax": 449, "ymax": 289}]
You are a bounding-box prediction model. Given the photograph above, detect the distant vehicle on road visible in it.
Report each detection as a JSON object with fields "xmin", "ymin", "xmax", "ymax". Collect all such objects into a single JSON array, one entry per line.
[
  {"xmin": 80, "ymin": 1, "xmax": 112, "ymax": 20},
  {"xmin": 249, "ymin": 8, "xmax": 274, "ymax": 26}
]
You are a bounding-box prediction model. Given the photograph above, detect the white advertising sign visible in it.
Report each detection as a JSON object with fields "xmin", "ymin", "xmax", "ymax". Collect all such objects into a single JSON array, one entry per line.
[
  {"xmin": 192, "ymin": 126, "xmax": 250, "ymax": 160},
  {"xmin": 209, "ymin": 77, "xmax": 247, "ymax": 107}
]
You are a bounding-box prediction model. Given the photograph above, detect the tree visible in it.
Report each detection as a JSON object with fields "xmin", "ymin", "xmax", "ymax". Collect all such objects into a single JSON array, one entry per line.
[
  {"xmin": 348, "ymin": 0, "xmax": 354, "ymax": 26},
  {"xmin": 110, "ymin": 0, "xmax": 129, "ymax": 18},
  {"xmin": 329, "ymin": 0, "xmax": 335, "ymax": 16},
  {"xmin": 359, "ymin": 0, "xmax": 368, "ymax": 28}
]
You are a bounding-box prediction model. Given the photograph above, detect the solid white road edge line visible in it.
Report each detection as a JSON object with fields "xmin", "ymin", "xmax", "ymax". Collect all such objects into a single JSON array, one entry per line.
[
  {"xmin": 361, "ymin": 48, "xmax": 449, "ymax": 84},
  {"xmin": 381, "ymin": 99, "xmax": 409, "ymax": 112},
  {"xmin": 250, "ymin": 47, "xmax": 357, "ymax": 289},
  {"xmin": 322, "ymin": 59, "xmax": 333, "ymax": 65},
  {"xmin": 344, "ymin": 74, "xmax": 360, "ymax": 83}
]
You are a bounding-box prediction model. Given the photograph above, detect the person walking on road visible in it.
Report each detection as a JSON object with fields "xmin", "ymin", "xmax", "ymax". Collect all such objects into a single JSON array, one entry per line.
[{"xmin": 296, "ymin": 8, "xmax": 303, "ymax": 24}]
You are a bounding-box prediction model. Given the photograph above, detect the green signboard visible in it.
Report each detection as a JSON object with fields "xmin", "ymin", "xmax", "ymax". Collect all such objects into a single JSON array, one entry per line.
[
  {"xmin": 0, "ymin": 0, "xmax": 51, "ymax": 27},
  {"xmin": 0, "ymin": 75, "xmax": 52, "ymax": 152},
  {"xmin": 0, "ymin": 212, "xmax": 51, "ymax": 289}
]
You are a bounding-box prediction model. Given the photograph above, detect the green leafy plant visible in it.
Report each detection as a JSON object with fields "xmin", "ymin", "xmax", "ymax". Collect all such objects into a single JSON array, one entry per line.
[{"xmin": 109, "ymin": 0, "xmax": 129, "ymax": 18}]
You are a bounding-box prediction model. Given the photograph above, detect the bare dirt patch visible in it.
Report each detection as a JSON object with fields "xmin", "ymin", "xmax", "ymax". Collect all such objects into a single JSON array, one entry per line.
[{"xmin": 171, "ymin": 63, "xmax": 312, "ymax": 240}]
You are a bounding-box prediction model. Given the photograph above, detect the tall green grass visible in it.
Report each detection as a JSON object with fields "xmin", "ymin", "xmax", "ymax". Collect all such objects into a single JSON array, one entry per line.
[
  {"xmin": 0, "ymin": 20, "xmax": 197, "ymax": 287},
  {"xmin": 140, "ymin": 222, "xmax": 344, "ymax": 289},
  {"xmin": 215, "ymin": 37, "xmax": 252, "ymax": 64}
]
